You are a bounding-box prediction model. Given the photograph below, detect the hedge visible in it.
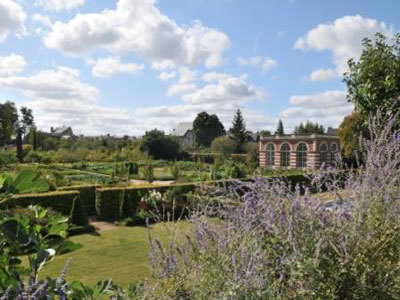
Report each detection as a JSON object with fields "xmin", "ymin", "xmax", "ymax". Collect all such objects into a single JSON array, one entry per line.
[
  {"xmin": 0, "ymin": 190, "xmax": 88, "ymax": 226},
  {"xmin": 59, "ymin": 185, "xmax": 98, "ymax": 216},
  {"xmin": 95, "ymin": 183, "xmax": 198, "ymax": 221}
]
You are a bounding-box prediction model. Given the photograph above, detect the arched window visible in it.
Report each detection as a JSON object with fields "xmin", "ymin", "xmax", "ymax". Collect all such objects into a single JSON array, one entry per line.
[
  {"xmin": 330, "ymin": 142, "xmax": 338, "ymax": 163},
  {"xmin": 266, "ymin": 143, "xmax": 275, "ymax": 167},
  {"xmin": 319, "ymin": 143, "xmax": 328, "ymax": 165},
  {"xmin": 281, "ymin": 143, "xmax": 291, "ymax": 167},
  {"xmin": 297, "ymin": 143, "xmax": 308, "ymax": 168}
]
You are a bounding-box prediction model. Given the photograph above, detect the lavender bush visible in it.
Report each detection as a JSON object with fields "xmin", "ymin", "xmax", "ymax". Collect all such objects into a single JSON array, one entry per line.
[{"xmin": 145, "ymin": 114, "xmax": 400, "ymax": 299}]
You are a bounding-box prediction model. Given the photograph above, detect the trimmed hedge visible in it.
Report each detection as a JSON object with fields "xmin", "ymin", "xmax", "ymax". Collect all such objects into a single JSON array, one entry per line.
[
  {"xmin": 95, "ymin": 183, "xmax": 198, "ymax": 221},
  {"xmin": 59, "ymin": 185, "xmax": 98, "ymax": 216},
  {"xmin": 0, "ymin": 190, "xmax": 88, "ymax": 226}
]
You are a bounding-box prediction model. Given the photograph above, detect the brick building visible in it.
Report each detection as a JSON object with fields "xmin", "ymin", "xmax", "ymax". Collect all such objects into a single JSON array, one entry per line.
[{"xmin": 259, "ymin": 133, "xmax": 340, "ymax": 169}]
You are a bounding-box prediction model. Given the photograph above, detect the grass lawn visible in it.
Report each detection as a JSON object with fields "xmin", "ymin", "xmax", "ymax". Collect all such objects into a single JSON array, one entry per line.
[{"xmin": 35, "ymin": 221, "xmax": 190, "ymax": 287}]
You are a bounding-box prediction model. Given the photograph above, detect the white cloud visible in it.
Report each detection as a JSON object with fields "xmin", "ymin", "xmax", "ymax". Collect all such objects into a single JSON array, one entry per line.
[
  {"xmin": 281, "ymin": 90, "xmax": 353, "ymax": 130},
  {"xmin": 91, "ymin": 56, "xmax": 144, "ymax": 78},
  {"xmin": 182, "ymin": 74, "xmax": 265, "ymax": 105},
  {"xmin": 307, "ymin": 68, "xmax": 337, "ymax": 82},
  {"xmin": 32, "ymin": 14, "xmax": 52, "ymax": 27},
  {"xmin": 157, "ymin": 71, "xmax": 176, "ymax": 81},
  {"xmin": 202, "ymin": 72, "xmax": 232, "ymax": 82},
  {"xmin": 167, "ymin": 83, "xmax": 197, "ymax": 97},
  {"xmin": 238, "ymin": 56, "xmax": 277, "ymax": 73},
  {"xmin": 43, "ymin": 0, "xmax": 231, "ymax": 68},
  {"xmin": 0, "ymin": 54, "xmax": 26, "ymax": 76},
  {"xmin": 34, "ymin": 0, "xmax": 85, "ymax": 12},
  {"xmin": 295, "ymin": 15, "xmax": 393, "ymax": 75},
  {"xmin": 0, "ymin": 0, "xmax": 26, "ymax": 42},
  {"xmin": 0, "ymin": 67, "xmax": 138, "ymax": 135}
]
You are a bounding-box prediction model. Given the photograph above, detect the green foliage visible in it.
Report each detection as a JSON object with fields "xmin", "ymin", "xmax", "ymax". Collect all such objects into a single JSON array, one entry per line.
[
  {"xmin": 344, "ymin": 32, "xmax": 400, "ymax": 121},
  {"xmin": 59, "ymin": 185, "xmax": 98, "ymax": 216},
  {"xmin": 139, "ymin": 157, "xmax": 154, "ymax": 183},
  {"xmin": 211, "ymin": 135, "xmax": 236, "ymax": 159},
  {"xmin": 275, "ymin": 119, "xmax": 284, "ymax": 135},
  {"xmin": 0, "ymin": 169, "xmax": 50, "ymax": 194},
  {"xmin": 224, "ymin": 161, "xmax": 247, "ymax": 179},
  {"xmin": 258, "ymin": 129, "xmax": 271, "ymax": 137},
  {"xmin": 140, "ymin": 129, "xmax": 181, "ymax": 160},
  {"xmin": 230, "ymin": 109, "xmax": 246, "ymax": 152},
  {"xmin": 1, "ymin": 190, "xmax": 88, "ymax": 226},
  {"xmin": 338, "ymin": 111, "xmax": 369, "ymax": 159},
  {"xmin": 170, "ymin": 161, "xmax": 181, "ymax": 181},
  {"xmin": 0, "ymin": 150, "xmax": 17, "ymax": 168},
  {"xmin": 0, "ymin": 101, "xmax": 18, "ymax": 146},
  {"xmin": 193, "ymin": 111, "xmax": 225, "ymax": 147},
  {"xmin": 294, "ymin": 120, "xmax": 325, "ymax": 134},
  {"xmin": 245, "ymin": 142, "xmax": 259, "ymax": 173},
  {"xmin": 0, "ymin": 205, "xmax": 81, "ymax": 293}
]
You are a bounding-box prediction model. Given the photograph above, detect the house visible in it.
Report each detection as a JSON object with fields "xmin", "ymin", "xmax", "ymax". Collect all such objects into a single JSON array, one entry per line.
[
  {"xmin": 259, "ymin": 132, "xmax": 340, "ymax": 170},
  {"xmin": 172, "ymin": 122, "xmax": 195, "ymax": 148},
  {"xmin": 49, "ymin": 126, "xmax": 74, "ymax": 139}
]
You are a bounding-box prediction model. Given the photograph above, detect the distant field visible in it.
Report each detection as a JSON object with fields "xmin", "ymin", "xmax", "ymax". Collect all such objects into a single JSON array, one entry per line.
[{"xmin": 34, "ymin": 221, "xmax": 190, "ymax": 287}]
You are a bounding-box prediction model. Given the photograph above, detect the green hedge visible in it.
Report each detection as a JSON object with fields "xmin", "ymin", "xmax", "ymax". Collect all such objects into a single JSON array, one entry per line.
[
  {"xmin": 59, "ymin": 185, "xmax": 98, "ymax": 216},
  {"xmin": 0, "ymin": 190, "xmax": 88, "ymax": 226},
  {"xmin": 95, "ymin": 183, "xmax": 198, "ymax": 221}
]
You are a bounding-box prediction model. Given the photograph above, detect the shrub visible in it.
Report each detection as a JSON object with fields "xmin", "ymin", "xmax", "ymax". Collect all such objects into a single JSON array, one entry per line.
[
  {"xmin": 0, "ymin": 150, "xmax": 17, "ymax": 167},
  {"xmin": 211, "ymin": 136, "xmax": 236, "ymax": 159},
  {"xmin": 59, "ymin": 185, "xmax": 97, "ymax": 216},
  {"xmin": 144, "ymin": 113, "xmax": 400, "ymax": 298},
  {"xmin": 95, "ymin": 187, "xmax": 124, "ymax": 220},
  {"xmin": 170, "ymin": 161, "xmax": 181, "ymax": 181},
  {"xmin": 139, "ymin": 157, "xmax": 154, "ymax": 183},
  {"xmin": 0, "ymin": 190, "xmax": 88, "ymax": 226}
]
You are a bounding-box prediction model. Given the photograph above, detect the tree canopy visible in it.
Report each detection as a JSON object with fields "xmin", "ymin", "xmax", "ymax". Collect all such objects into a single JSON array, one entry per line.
[
  {"xmin": 294, "ymin": 121, "xmax": 325, "ymax": 135},
  {"xmin": 230, "ymin": 109, "xmax": 246, "ymax": 152},
  {"xmin": 140, "ymin": 129, "xmax": 180, "ymax": 160},
  {"xmin": 344, "ymin": 33, "xmax": 400, "ymax": 121},
  {"xmin": 193, "ymin": 112, "xmax": 225, "ymax": 147},
  {"xmin": 275, "ymin": 119, "xmax": 284, "ymax": 135}
]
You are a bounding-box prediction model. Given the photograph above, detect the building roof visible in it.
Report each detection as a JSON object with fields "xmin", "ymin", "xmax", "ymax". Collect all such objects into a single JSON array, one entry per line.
[
  {"xmin": 172, "ymin": 122, "xmax": 193, "ymax": 136},
  {"xmin": 50, "ymin": 126, "xmax": 73, "ymax": 137}
]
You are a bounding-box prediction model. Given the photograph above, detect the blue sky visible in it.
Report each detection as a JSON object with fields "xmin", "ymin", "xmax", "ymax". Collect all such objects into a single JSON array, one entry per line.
[{"xmin": 0, "ymin": 0, "xmax": 399, "ymax": 135}]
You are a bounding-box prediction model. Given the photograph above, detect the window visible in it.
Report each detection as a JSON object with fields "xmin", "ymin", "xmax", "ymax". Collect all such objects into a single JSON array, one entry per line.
[
  {"xmin": 297, "ymin": 143, "xmax": 308, "ymax": 168},
  {"xmin": 330, "ymin": 142, "xmax": 338, "ymax": 163},
  {"xmin": 319, "ymin": 143, "xmax": 328, "ymax": 165},
  {"xmin": 266, "ymin": 143, "xmax": 275, "ymax": 167},
  {"xmin": 281, "ymin": 143, "xmax": 291, "ymax": 167}
]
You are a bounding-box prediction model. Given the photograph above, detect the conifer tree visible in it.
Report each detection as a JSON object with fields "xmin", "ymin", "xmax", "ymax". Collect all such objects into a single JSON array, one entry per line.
[
  {"xmin": 275, "ymin": 119, "xmax": 284, "ymax": 135},
  {"xmin": 230, "ymin": 109, "xmax": 246, "ymax": 153}
]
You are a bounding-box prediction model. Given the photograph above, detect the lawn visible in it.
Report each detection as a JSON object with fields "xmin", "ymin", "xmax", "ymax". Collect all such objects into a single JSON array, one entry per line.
[{"xmin": 36, "ymin": 221, "xmax": 190, "ymax": 287}]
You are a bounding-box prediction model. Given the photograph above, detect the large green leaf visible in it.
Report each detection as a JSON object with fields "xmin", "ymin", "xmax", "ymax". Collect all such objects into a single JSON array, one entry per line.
[
  {"xmin": 1, "ymin": 219, "xmax": 30, "ymax": 247},
  {"xmin": 13, "ymin": 169, "xmax": 50, "ymax": 194}
]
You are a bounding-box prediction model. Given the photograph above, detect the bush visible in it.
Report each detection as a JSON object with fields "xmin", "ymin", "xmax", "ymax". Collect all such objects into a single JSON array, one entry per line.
[
  {"xmin": 0, "ymin": 150, "xmax": 17, "ymax": 167},
  {"xmin": 95, "ymin": 187, "xmax": 124, "ymax": 220},
  {"xmin": 0, "ymin": 190, "xmax": 88, "ymax": 226},
  {"xmin": 140, "ymin": 129, "xmax": 181, "ymax": 160},
  {"xmin": 59, "ymin": 185, "xmax": 97, "ymax": 216},
  {"xmin": 211, "ymin": 136, "xmax": 236, "ymax": 159},
  {"xmin": 139, "ymin": 157, "xmax": 154, "ymax": 183}
]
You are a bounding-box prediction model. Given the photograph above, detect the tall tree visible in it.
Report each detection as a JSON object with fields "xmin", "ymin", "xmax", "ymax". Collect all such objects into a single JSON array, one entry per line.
[
  {"xmin": 275, "ymin": 119, "xmax": 284, "ymax": 135},
  {"xmin": 294, "ymin": 121, "xmax": 325, "ymax": 134},
  {"xmin": 15, "ymin": 107, "xmax": 34, "ymax": 162},
  {"xmin": 344, "ymin": 32, "xmax": 400, "ymax": 122},
  {"xmin": 0, "ymin": 101, "xmax": 18, "ymax": 146},
  {"xmin": 193, "ymin": 112, "xmax": 225, "ymax": 147},
  {"xmin": 230, "ymin": 109, "xmax": 246, "ymax": 153}
]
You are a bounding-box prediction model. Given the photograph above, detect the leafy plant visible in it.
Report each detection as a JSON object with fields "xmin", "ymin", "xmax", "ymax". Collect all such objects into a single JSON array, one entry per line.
[{"xmin": 0, "ymin": 169, "xmax": 50, "ymax": 195}]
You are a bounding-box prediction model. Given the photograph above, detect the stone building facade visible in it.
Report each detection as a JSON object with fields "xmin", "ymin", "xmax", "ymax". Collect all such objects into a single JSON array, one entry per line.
[{"xmin": 259, "ymin": 134, "xmax": 340, "ymax": 169}]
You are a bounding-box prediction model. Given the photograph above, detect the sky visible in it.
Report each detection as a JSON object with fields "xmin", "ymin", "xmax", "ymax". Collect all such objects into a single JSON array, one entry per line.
[{"xmin": 0, "ymin": 0, "xmax": 399, "ymax": 136}]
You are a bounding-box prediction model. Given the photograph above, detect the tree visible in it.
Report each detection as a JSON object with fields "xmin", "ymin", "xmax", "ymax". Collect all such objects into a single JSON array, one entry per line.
[
  {"xmin": 15, "ymin": 107, "xmax": 34, "ymax": 162},
  {"xmin": 230, "ymin": 109, "xmax": 247, "ymax": 152},
  {"xmin": 344, "ymin": 33, "xmax": 400, "ymax": 122},
  {"xmin": 140, "ymin": 129, "xmax": 180, "ymax": 160},
  {"xmin": 258, "ymin": 130, "xmax": 271, "ymax": 137},
  {"xmin": 211, "ymin": 136, "xmax": 236, "ymax": 160},
  {"xmin": 193, "ymin": 112, "xmax": 225, "ymax": 147},
  {"xmin": 0, "ymin": 101, "xmax": 18, "ymax": 146},
  {"xmin": 275, "ymin": 119, "xmax": 284, "ymax": 135},
  {"xmin": 294, "ymin": 121, "xmax": 325, "ymax": 134},
  {"xmin": 338, "ymin": 112, "xmax": 369, "ymax": 160}
]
